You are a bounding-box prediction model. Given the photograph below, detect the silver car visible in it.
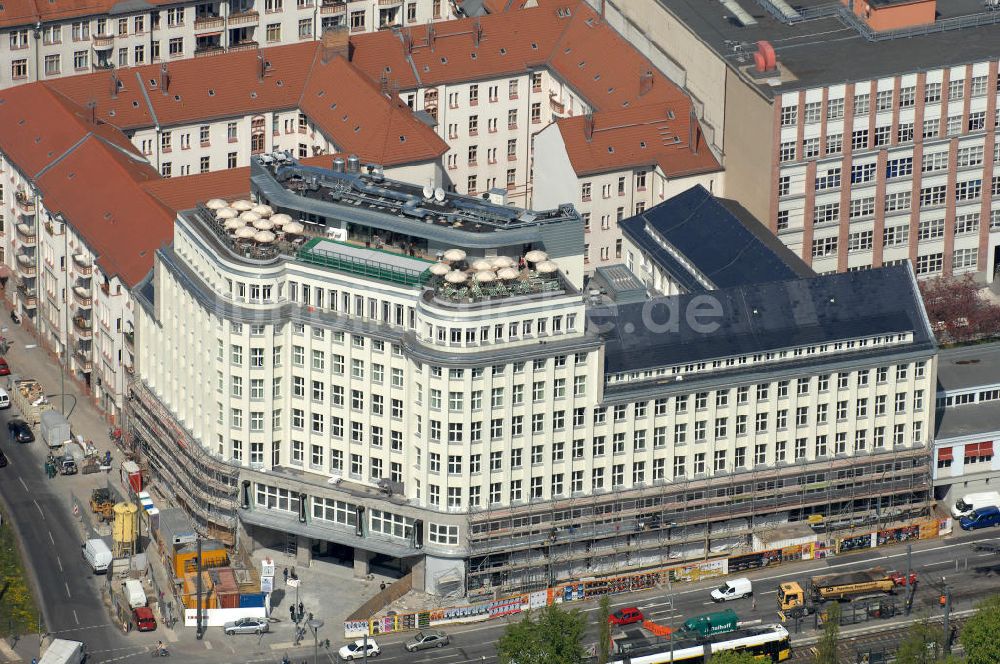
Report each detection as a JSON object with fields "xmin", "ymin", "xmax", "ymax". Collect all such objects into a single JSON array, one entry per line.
[
  {"xmin": 223, "ymin": 617, "xmax": 269, "ymax": 635},
  {"xmin": 404, "ymin": 630, "xmax": 450, "ymax": 652}
]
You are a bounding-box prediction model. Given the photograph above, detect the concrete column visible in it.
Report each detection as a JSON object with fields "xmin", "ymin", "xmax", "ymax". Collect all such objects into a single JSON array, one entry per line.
[
  {"xmin": 296, "ymin": 537, "xmax": 312, "ymax": 568},
  {"xmin": 353, "ymin": 547, "xmax": 372, "ymax": 578}
]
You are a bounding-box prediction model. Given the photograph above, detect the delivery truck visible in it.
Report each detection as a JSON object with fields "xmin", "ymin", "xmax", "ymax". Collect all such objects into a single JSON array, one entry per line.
[
  {"xmin": 11, "ymin": 378, "xmax": 52, "ymax": 424},
  {"xmin": 40, "ymin": 410, "xmax": 71, "ymax": 449},
  {"xmin": 38, "ymin": 638, "xmax": 85, "ymax": 664}
]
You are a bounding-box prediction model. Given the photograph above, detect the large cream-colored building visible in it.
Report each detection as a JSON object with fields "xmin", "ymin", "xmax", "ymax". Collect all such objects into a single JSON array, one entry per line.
[
  {"xmin": 0, "ymin": 0, "xmax": 455, "ymax": 89},
  {"xmin": 127, "ymin": 155, "xmax": 936, "ymax": 595}
]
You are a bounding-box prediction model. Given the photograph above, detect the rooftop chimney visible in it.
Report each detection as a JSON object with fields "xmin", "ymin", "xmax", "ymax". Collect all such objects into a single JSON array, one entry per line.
[
  {"xmin": 688, "ymin": 108, "xmax": 700, "ymax": 155},
  {"xmin": 427, "ymin": 25, "xmax": 436, "ymax": 51},
  {"xmin": 320, "ymin": 26, "xmax": 350, "ymax": 63},
  {"xmin": 110, "ymin": 72, "xmax": 120, "ymax": 99},
  {"xmin": 583, "ymin": 113, "xmax": 594, "ymax": 142},
  {"xmin": 257, "ymin": 53, "xmax": 266, "ymax": 82},
  {"xmin": 639, "ymin": 71, "xmax": 653, "ymax": 97},
  {"xmin": 473, "ymin": 20, "xmax": 482, "ymax": 47},
  {"xmin": 159, "ymin": 63, "xmax": 170, "ymax": 95}
]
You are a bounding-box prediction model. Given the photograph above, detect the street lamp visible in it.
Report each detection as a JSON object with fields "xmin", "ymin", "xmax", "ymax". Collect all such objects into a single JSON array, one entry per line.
[{"xmin": 306, "ymin": 618, "xmax": 324, "ymax": 664}]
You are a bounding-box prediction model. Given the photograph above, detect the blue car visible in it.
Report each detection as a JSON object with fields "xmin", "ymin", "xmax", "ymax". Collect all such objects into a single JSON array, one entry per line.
[{"xmin": 960, "ymin": 505, "xmax": 1000, "ymax": 530}]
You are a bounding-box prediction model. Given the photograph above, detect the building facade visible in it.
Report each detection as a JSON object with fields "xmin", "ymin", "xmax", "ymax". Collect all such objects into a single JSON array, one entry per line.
[
  {"xmin": 589, "ymin": 0, "xmax": 1000, "ymax": 281},
  {"xmin": 0, "ymin": 0, "xmax": 456, "ymax": 90},
  {"xmin": 932, "ymin": 342, "xmax": 1000, "ymax": 509},
  {"xmin": 128, "ymin": 157, "xmax": 937, "ymax": 596}
]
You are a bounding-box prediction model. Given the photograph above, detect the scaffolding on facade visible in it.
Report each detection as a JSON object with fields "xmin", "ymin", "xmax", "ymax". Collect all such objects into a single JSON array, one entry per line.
[
  {"xmin": 125, "ymin": 378, "xmax": 241, "ymax": 545},
  {"xmin": 466, "ymin": 446, "xmax": 930, "ymax": 596}
]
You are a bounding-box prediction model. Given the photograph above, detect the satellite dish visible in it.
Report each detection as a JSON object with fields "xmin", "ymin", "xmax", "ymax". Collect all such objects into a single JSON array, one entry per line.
[
  {"xmin": 434, "ymin": 187, "xmax": 446, "ymax": 202},
  {"xmin": 422, "ymin": 184, "xmax": 434, "ymax": 199}
]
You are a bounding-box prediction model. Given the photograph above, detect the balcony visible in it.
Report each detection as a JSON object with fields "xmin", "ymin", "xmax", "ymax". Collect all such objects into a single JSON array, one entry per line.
[
  {"xmin": 15, "ymin": 254, "xmax": 35, "ymax": 277},
  {"xmin": 227, "ymin": 10, "xmax": 259, "ymax": 25},
  {"xmin": 72, "ymin": 254, "xmax": 92, "ymax": 275},
  {"xmin": 91, "ymin": 34, "xmax": 114, "ymax": 49},
  {"xmin": 378, "ymin": 0, "xmax": 401, "ymax": 5},
  {"xmin": 194, "ymin": 15, "xmax": 225, "ymax": 30},
  {"xmin": 14, "ymin": 190, "xmax": 34, "ymax": 212},
  {"xmin": 16, "ymin": 284, "xmax": 36, "ymax": 309},
  {"xmin": 73, "ymin": 316, "xmax": 93, "ymax": 338},
  {"xmin": 15, "ymin": 223, "xmax": 36, "ymax": 245},
  {"xmin": 228, "ymin": 40, "xmax": 259, "ymax": 52},
  {"xmin": 550, "ymin": 95, "xmax": 565, "ymax": 115},
  {"xmin": 195, "ymin": 45, "xmax": 226, "ymax": 57},
  {"xmin": 320, "ymin": 0, "xmax": 345, "ymax": 13},
  {"xmin": 74, "ymin": 350, "xmax": 93, "ymax": 373},
  {"xmin": 73, "ymin": 286, "xmax": 93, "ymax": 308}
]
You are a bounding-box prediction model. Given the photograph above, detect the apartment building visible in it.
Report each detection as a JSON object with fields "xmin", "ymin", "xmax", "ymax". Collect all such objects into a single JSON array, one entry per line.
[
  {"xmin": 347, "ymin": 0, "xmax": 722, "ymax": 269},
  {"xmin": 44, "ymin": 39, "xmax": 447, "ymax": 180},
  {"xmin": 127, "ymin": 156, "xmax": 936, "ymax": 595},
  {"xmin": 932, "ymin": 342, "xmax": 1000, "ymax": 507},
  {"xmin": 0, "ymin": 0, "xmax": 455, "ymax": 90},
  {"xmin": 590, "ymin": 0, "xmax": 1000, "ymax": 281}
]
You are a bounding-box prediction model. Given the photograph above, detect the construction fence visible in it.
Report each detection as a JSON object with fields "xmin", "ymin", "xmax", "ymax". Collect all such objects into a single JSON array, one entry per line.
[{"xmin": 342, "ymin": 515, "xmax": 951, "ymax": 637}]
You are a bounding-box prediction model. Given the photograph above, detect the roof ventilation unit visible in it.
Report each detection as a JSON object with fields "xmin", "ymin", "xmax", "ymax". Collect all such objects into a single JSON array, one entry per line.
[
  {"xmin": 347, "ymin": 155, "xmax": 361, "ymax": 172},
  {"xmin": 752, "ymin": 40, "xmax": 778, "ymax": 76},
  {"xmin": 332, "ymin": 157, "xmax": 346, "ymax": 173}
]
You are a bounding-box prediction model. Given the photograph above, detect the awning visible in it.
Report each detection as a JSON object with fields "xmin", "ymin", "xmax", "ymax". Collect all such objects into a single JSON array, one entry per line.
[
  {"xmin": 937, "ymin": 447, "xmax": 953, "ymax": 462},
  {"xmin": 965, "ymin": 441, "xmax": 994, "ymax": 457}
]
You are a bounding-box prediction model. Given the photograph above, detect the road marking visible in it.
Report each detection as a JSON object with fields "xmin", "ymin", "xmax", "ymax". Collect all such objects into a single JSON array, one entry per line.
[
  {"xmin": 759, "ymin": 590, "xmax": 778, "ymax": 595},
  {"xmin": 56, "ymin": 556, "xmax": 63, "ymax": 572},
  {"xmin": 73, "ymin": 610, "xmax": 79, "ymax": 625},
  {"xmin": 204, "ymin": 641, "xmax": 213, "ymax": 650},
  {"xmin": 64, "ymin": 582, "xmax": 71, "ymax": 599},
  {"xmin": 47, "ymin": 530, "xmax": 54, "ymax": 545},
  {"xmin": 924, "ymin": 561, "xmax": 951, "ymax": 567},
  {"xmin": 33, "ymin": 500, "xmax": 44, "ymax": 518},
  {"xmin": 17, "ymin": 476, "xmax": 27, "ymax": 491}
]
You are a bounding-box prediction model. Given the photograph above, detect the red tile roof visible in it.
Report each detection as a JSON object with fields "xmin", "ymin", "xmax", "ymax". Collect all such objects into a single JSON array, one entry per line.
[
  {"xmin": 555, "ymin": 104, "xmax": 720, "ymax": 177},
  {"xmin": 299, "ymin": 54, "xmax": 448, "ymax": 166},
  {"xmin": 142, "ymin": 168, "xmax": 252, "ymax": 213},
  {"xmin": 37, "ymin": 136, "xmax": 175, "ymax": 287},
  {"xmin": 0, "ymin": 0, "xmax": 176, "ymax": 30},
  {"xmin": 350, "ymin": 1, "xmax": 720, "ymax": 177}
]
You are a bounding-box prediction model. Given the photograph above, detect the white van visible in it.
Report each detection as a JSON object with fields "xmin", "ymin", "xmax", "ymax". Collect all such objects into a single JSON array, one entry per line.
[
  {"xmin": 123, "ymin": 579, "xmax": 147, "ymax": 609},
  {"xmin": 951, "ymin": 491, "xmax": 1000, "ymax": 519},
  {"xmin": 82, "ymin": 538, "xmax": 113, "ymax": 574},
  {"xmin": 710, "ymin": 577, "xmax": 753, "ymax": 602},
  {"xmin": 38, "ymin": 638, "xmax": 85, "ymax": 664},
  {"xmin": 0, "ymin": 387, "xmax": 10, "ymax": 409}
]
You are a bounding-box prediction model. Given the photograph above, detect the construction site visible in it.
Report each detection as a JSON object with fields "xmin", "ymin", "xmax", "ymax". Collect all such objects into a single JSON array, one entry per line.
[{"xmin": 466, "ymin": 446, "xmax": 932, "ymax": 597}]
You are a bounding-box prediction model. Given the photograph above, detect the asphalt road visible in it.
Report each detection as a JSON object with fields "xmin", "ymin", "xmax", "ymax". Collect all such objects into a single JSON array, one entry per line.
[{"xmin": 0, "ymin": 407, "xmax": 133, "ymax": 660}]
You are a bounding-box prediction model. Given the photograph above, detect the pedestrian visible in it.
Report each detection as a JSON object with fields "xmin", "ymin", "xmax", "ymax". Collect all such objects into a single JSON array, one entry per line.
[
  {"xmin": 283, "ymin": 567, "xmax": 289, "ymax": 584},
  {"xmin": 752, "ymin": 595, "xmax": 757, "ymax": 610},
  {"xmin": 298, "ymin": 601, "xmax": 303, "ymax": 618}
]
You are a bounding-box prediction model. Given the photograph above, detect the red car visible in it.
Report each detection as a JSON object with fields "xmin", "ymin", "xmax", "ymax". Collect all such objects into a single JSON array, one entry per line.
[
  {"xmin": 0, "ymin": 358, "xmax": 10, "ymax": 376},
  {"xmin": 888, "ymin": 570, "xmax": 918, "ymax": 587},
  {"xmin": 609, "ymin": 607, "xmax": 644, "ymax": 626},
  {"xmin": 133, "ymin": 606, "xmax": 157, "ymax": 632}
]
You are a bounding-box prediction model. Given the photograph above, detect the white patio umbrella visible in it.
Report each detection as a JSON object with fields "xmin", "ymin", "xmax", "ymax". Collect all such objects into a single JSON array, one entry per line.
[
  {"xmin": 444, "ymin": 270, "xmax": 468, "ymax": 284},
  {"xmin": 429, "ymin": 263, "xmax": 451, "ymax": 276},
  {"xmin": 231, "ymin": 200, "xmax": 254, "ymax": 211},
  {"xmin": 253, "ymin": 218, "xmax": 274, "ymax": 231},
  {"xmin": 283, "ymin": 221, "xmax": 305, "ymax": 234},
  {"xmin": 239, "ymin": 211, "xmax": 261, "ymax": 224},
  {"xmin": 252, "ymin": 204, "xmax": 274, "ymax": 217},
  {"xmin": 270, "ymin": 213, "xmax": 292, "ymax": 226},
  {"xmin": 206, "ymin": 198, "xmax": 228, "ymax": 210},
  {"xmin": 535, "ymin": 260, "xmax": 559, "ymax": 274},
  {"xmin": 235, "ymin": 226, "xmax": 256, "ymax": 239},
  {"xmin": 224, "ymin": 218, "xmax": 244, "ymax": 231},
  {"xmin": 491, "ymin": 256, "xmax": 515, "ymax": 268},
  {"xmin": 525, "ymin": 250, "xmax": 549, "ymax": 263},
  {"xmin": 470, "ymin": 259, "xmax": 493, "ymax": 271},
  {"xmin": 496, "ymin": 267, "xmax": 520, "ymax": 280},
  {"xmin": 474, "ymin": 270, "xmax": 496, "ymax": 283},
  {"xmin": 254, "ymin": 230, "xmax": 276, "ymax": 243},
  {"xmin": 215, "ymin": 207, "xmax": 238, "ymax": 220},
  {"xmin": 443, "ymin": 248, "xmax": 467, "ymax": 262}
]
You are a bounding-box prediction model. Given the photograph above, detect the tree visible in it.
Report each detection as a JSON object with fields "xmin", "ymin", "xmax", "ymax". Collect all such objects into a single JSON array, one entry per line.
[
  {"xmin": 597, "ymin": 595, "xmax": 612, "ymax": 664},
  {"xmin": 894, "ymin": 617, "xmax": 945, "ymax": 664},
  {"xmin": 497, "ymin": 603, "xmax": 587, "ymax": 664},
  {"xmin": 960, "ymin": 594, "xmax": 1000, "ymax": 664},
  {"xmin": 918, "ymin": 274, "xmax": 1000, "ymax": 344},
  {"xmin": 707, "ymin": 651, "xmax": 761, "ymax": 664},
  {"xmin": 813, "ymin": 602, "xmax": 841, "ymax": 664}
]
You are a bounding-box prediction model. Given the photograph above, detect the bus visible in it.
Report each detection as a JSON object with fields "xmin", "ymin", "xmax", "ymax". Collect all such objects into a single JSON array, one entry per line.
[{"xmin": 611, "ymin": 624, "xmax": 792, "ymax": 663}]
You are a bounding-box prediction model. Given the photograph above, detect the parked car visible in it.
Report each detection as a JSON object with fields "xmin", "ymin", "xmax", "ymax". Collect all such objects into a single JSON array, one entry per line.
[
  {"xmin": 0, "ymin": 358, "xmax": 10, "ymax": 376},
  {"xmin": 7, "ymin": 419, "xmax": 33, "ymax": 443},
  {"xmin": 133, "ymin": 606, "xmax": 157, "ymax": 632},
  {"xmin": 404, "ymin": 630, "xmax": 450, "ymax": 652},
  {"xmin": 338, "ymin": 639, "xmax": 380, "ymax": 660},
  {"xmin": 960, "ymin": 505, "xmax": 1000, "ymax": 531},
  {"xmin": 223, "ymin": 617, "xmax": 269, "ymax": 635},
  {"xmin": 608, "ymin": 607, "xmax": 644, "ymax": 626}
]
